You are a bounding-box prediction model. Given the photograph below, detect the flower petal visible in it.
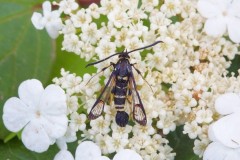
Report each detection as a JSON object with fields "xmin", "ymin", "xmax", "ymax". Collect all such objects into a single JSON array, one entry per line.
[
  {"xmin": 45, "ymin": 25, "xmax": 60, "ymax": 39},
  {"xmin": 209, "ymin": 112, "xmax": 240, "ymax": 148},
  {"xmin": 54, "ymin": 150, "xmax": 74, "ymax": 160},
  {"xmin": 56, "ymin": 138, "xmax": 67, "ymax": 150},
  {"xmin": 204, "ymin": 17, "xmax": 227, "ymax": 37},
  {"xmin": 18, "ymin": 79, "xmax": 44, "ymax": 108},
  {"xmin": 42, "ymin": 115, "xmax": 68, "ymax": 139},
  {"xmin": 42, "ymin": 1, "xmax": 52, "ymax": 15},
  {"xmin": 22, "ymin": 120, "xmax": 51, "ymax": 153},
  {"xmin": 203, "ymin": 142, "xmax": 240, "ymax": 160},
  {"xmin": 2, "ymin": 97, "xmax": 31, "ymax": 132},
  {"xmin": 100, "ymin": 156, "xmax": 111, "ymax": 160},
  {"xmin": 75, "ymin": 141, "xmax": 101, "ymax": 160},
  {"xmin": 208, "ymin": 125, "xmax": 217, "ymax": 142},
  {"xmin": 227, "ymin": 17, "xmax": 240, "ymax": 43},
  {"xmin": 39, "ymin": 84, "xmax": 67, "ymax": 116},
  {"xmin": 215, "ymin": 93, "xmax": 240, "ymax": 115},
  {"xmin": 31, "ymin": 12, "xmax": 45, "ymax": 30},
  {"xmin": 197, "ymin": 0, "xmax": 222, "ymax": 18},
  {"xmin": 113, "ymin": 149, "xmax": 143, "ymax": 160},
  {"xmin": 229, "ymin": 0, "xmax": 240, "ymax": 18}
]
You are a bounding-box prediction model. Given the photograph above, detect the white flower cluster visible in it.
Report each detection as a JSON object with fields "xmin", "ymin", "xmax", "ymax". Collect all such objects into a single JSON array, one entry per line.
[
  {"xmin": 50, "ymin": 0, "xmax": 240, "ymax": 159},
  {"xmin": 26, "ymin": 0, "xmax": 240, "ymax": 159}
]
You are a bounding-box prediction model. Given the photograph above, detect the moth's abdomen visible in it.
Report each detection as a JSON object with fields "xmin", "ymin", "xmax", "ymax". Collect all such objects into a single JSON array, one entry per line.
[
  {"xmin": 113, "ymin": 76, "xmax": 129, "ymax": 127},
  {"xmin": 115, "ymin": 111, "xmax": 129, "ymax": 127}
]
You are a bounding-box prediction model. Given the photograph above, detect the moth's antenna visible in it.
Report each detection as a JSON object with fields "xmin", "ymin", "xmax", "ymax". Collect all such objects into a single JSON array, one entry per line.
[
  {"xmin": 127, "ymin": 40, "xmax": 163, "ymax": 55},
  {"xmin": 86, "ymin": 40, "xmax": 163, "ymax": 67},
  {"xmin": 86, "ymin": 51, "xmax": 123, "ymax": 67}
]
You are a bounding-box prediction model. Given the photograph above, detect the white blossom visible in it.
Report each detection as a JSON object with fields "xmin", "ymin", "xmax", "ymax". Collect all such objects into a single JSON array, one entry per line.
[
  {"xmin": 80, "ymin": 23, "xmax": 101, "ymax": 44},
  {"xmin": 203, "ymin": 142, "xmax": 240, "ymax": 160},
  {"xmin": 89, "ymin": 116, "xmax": 111, "ymax": 135},
  {"xmin": 183, "ymin": 121, "xmax": 202, "ymax": 139},
  {"xmin": 157, "ymin": 111, "xmax": 177, "ymax": 135},
  {"xmin": 3, "ymin": 79, "xmax": 68, "ymax": 152},
  {"xmin": 75, "ymin": 141, "xmax": 102, "ymax": 160},
  {"xmin": 29, "ymin": 0, "xmax": 240, "ymax": 159},
  {"xmin": 71, "ymin": 9, "xmax": 92, "ymax": 28},
  {"xmin": 69, "ymin": 112, "xmax": 87, "ymax": 131},
  {"xmin": 58, "ymin": 0, "xmax": 78, "ymax": 14},
  {"xmin": 193, "ymin": 139, "xmax": 209, "ymax": 157},
  {"xmin": 209, "ymin": 93, "xmax": 240, "ymax": 148},
  {"xmin": 197, "ymin": 0, "xmax": 240, "ymax": 43},
  {"xmin": 54, "ymin": 150, "xmax": 74, "ymax": 160},
  {"xmin": 31, "ymin": 1, "xmax": 63, "ymax": 39},
  {"xmin": 195, "ymin": 109, "xmax": 213, "ymax": 124},
  {"xmin": 160, "ymin": 0, "xmax": 181, "ymax": 17},
  {"xmin": 113, "ymin": 149, "xmax": 143, "ymax": 160}
]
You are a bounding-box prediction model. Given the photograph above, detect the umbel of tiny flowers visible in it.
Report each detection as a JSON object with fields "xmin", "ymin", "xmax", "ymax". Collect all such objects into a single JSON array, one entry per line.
[
  {"xmin": 197, "ymin": 0, "xmax": 240, "ymax": 43},
  {"xmin": 203, "ymin": 93, "xmax": 240, "ymax": 160},
  {"xmin": 2, "ymin": 79, "xmax": 68, "ymax": 153},
  {"xmin": 31, "ymin": 1, "xmax": 63, "ymax": 39}
]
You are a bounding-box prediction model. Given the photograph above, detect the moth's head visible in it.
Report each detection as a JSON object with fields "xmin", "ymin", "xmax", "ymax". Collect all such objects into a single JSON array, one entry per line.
[{"xmin": 118, "ymin": 51, "xmax": 130, "ymax": 59}]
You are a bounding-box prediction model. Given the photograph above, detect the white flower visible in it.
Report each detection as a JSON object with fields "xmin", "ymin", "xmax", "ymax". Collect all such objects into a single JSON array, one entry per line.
[
  {"xmin": 106, "ymin": 134, "xmax": 129, "ymax": 152},
  {"xmin": 89, "ymin": 116, "xmax": 111, "ymax": 135},
  {"xmin": 195, "ymin": 109, "xmax": 213, "ymax": 124},
  {"xmin": 107, "ymin": 6, "xmax": 130, "ymax": 28},
  {"xmin": 156, "ymin": 111, "xmax": 177, "ymax": 135},
  {"xmin": 193, "ymin": 139, "xmax": 209, "ymax": 157},
  {"xmin": 160, "ymin": 0, "xmax": 181, "ymax": 17},
  {"xmin": 86, "ymin": 3, "xmax": 101, "ymax": 19},
  {"xmin": 175, "ymin": 89, "xmax": 197, "ymax": 113},
  {"xmin": 61, "ymin": 19, "xmax": 76, "ymax": 35},
  {"xmin": 75, "ymin": 141, "xmax": 110, "ymax": 160},
  {"xmin": 113, "ymin": 149, "xmax": 143, "ymax": 160},
  {"xmin": 95, "ymin": 39, "xmax": 116, "ymax": 59},
  {"xmin": 209, "ymin": 93, "xmax": 240, "ymax": 148},
  {"xmin": 203, "ymin": 142, "xmax": 240, "ymax": 160},
  {"xmin": 75, "ymin": 141, "xmax": 101, "ymax": 160},
  {"xmin": 54, "ymin": 150, "xmax": 74, "ymax": 160},
  {"xmin": 2, "ymin": 79, "xmax": 68, "ymax": 152},
  {"xmin": 62, "ymin": 34, "xmax": 83, "ymax": 55},
  {"xmin": 69, "ymin": 112, "xmax": 87, "ymax": 131},
  {"xmin": 95, "ymin": 134, "xmax": 113, "ymax": 154},
  {"xmin": 203, "ymin": 93, "xmax": 240, "ymax": 160},
  {"xmin": 71, "ymin": 9, "xmax": 92, "ymax": 28},
  {"xmin": 129, "ymin": 135, "xmax": 151, "ymax": 151},
  {"xmin": 149, "ymin": 12, "xmax": 171, "ymax": 31},
  {"xmin": 197, "ymin": 0, "xmax": 240, "ymax": 43},
  {"xmin": 183, "ymin": 121, "xmax": 202, "ymax": 139},
  {"xmin": 80, "ymin": 23, "xmax": 101, "ymax": 44},
  {"xmin": 111, "ymin": 123, "xmax": 132, "ymax": 138},
  {"xmin": 79, "ymin": 73, "xmax": 101, "ymax": 97},
  {"xmin": 31, "ymin": 1, "xmax": 63, "ymax": 39},
  {"xmin": 58, "ymin": 0, "xmax": 78, "ymax": 14},
  {"xmin": 75, "ymin": 141, "xmax": 142, "ymax": 160}
]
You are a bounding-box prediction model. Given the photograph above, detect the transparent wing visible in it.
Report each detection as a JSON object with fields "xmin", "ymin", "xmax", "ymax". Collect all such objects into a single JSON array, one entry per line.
[
  {"xmin": 88, "ymin": 72, "xmax": 116, "ymax": 119},
  {"xmin": 129, "ymin": 73, "xmax": 147, "ymax": 125}
]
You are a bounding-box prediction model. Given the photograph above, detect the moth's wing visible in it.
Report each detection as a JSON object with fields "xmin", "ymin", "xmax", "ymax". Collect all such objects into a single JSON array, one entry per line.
[
  {"xmin": 88, "ymin": 72, "xmax": 116, "ymax": 119},
  {"xmin": 129, "ymin": 72, "xmax": 147, "ymax": 125}
]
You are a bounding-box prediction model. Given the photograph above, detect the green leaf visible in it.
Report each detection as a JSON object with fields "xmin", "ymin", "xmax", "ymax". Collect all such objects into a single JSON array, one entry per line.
[
  {"xmin": 0, "ymin": 138, "xmax": 78, "ymax": 160},
  {"xmin": 167, "ymin": 126, "xmax": 200, "ymax": 160},
  {"xmin": 0, "ymin": 139, "xmax": 57, "ymax": 160},
  {"xmin": 0, "ymin": 0, "xmax": 54, "ymax": 139},
  {"xmin": 227, "ymin": 54, "xmax": 240, "ymax": 77}
]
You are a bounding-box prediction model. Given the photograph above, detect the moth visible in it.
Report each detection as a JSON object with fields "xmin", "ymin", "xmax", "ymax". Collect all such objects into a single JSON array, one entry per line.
[{"xmin": 87, "ymin": 41, "xmax": 162, "ymax": 127}]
